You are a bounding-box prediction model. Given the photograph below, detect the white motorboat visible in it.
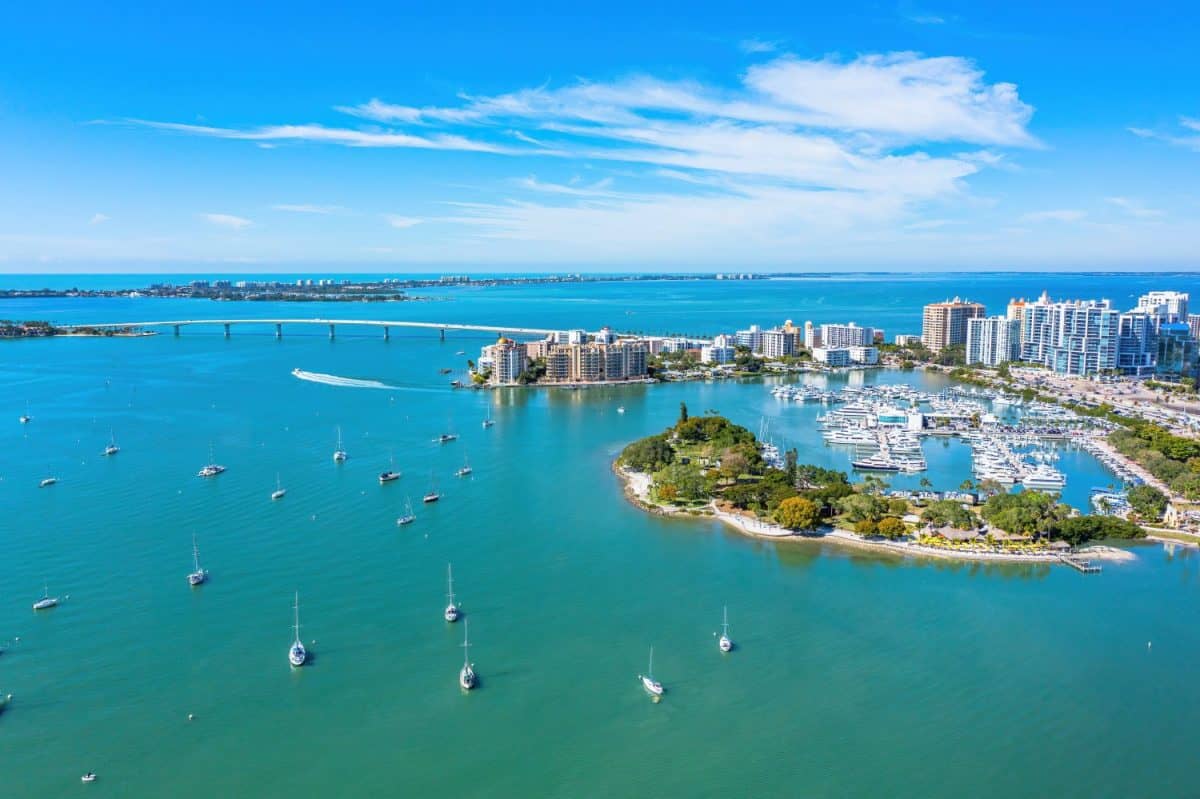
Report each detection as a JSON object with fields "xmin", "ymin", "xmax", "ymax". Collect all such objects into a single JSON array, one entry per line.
[
  {"xmin": 396, "ymin": 498, "xmax": 415, "ymax": 526},
  {"xmin": 718, "ymin": 606, "xmax": 734, "ymax": 653},
  {"xmin": 616, "ymin": 406, "xmax": 625, "ymax": 414},
  {"xmin": 333, "ymin": 426, "xmax": 347, "ymax": 463},
  {"xmin": 271, "ymin": 473, "xmax": 286, "ymax": 501},
  {"xmin": 639, "ymin": 647, "xmax": 664, "ymax": 696},
  {"xmin": 444, "ymin": 564, "xmax": 460, "ymax": 622},
  {"xmin": 288, "ymin": 592, "xmax": 307, "ymax": 667},
  {"xmin": 32, "ymin": 584, "xmax": 58, "ymax": 611},
  {"xmin": 458, "ymin": 619, "xmax": 476, "ymax": 690},
  {"xmin": 39, "ymin": 476, "xmax": 58, "ymax": 488},
  {"xmin": 188, "ymin": 536, "xmax": 208, "ymax": 586},
  {"xmin": 81, "ymin": 772, "xmax": 97, "ymax": 784},
  {"xmin": 19, "ymin": 414, "xmax": 31, "ymax": 424}
]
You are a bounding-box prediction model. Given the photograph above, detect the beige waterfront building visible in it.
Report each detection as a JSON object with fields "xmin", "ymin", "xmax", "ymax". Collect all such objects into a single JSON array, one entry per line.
[{"xmin": 922, "ymin": 297, "xmax": 986, "ymax": 352}]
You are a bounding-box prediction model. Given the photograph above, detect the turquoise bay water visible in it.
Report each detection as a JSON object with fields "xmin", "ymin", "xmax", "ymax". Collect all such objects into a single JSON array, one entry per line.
[{"xmin": 3, "ymin": 276, "xmax": 1200, "ymax": 797}]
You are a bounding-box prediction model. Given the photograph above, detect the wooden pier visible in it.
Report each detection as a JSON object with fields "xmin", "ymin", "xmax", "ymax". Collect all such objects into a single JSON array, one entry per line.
[{"xmin": 1057, "ymin": 554, "xmax": 1102, "ymax": 573}]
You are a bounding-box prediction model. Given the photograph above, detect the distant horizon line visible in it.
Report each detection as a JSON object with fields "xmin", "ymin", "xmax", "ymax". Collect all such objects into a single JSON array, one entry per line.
[{"xmin": 2, "ymin": 268, "xmax": 1200, "ymax": 278}]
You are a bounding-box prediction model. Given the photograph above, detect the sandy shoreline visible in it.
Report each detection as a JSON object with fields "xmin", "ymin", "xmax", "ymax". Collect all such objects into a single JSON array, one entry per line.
[{"xmin": 614, "ymin": 464, "xmax": 1136, "ymax": 566}]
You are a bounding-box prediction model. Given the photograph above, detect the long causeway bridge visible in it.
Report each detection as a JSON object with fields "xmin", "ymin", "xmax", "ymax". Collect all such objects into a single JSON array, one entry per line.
[{"xmin": 66, "ymin": 318, "xmax": 569, "ymax": 340}]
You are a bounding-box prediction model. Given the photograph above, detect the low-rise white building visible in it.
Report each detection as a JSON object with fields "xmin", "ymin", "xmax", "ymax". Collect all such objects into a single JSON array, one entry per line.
[
  {"xmin": 848, "ymin": 346, "xmax": 879, "ymax": 365},
  {"xmin": 812, "ymin": 347, "xmax": 851, "ymax": 366}
]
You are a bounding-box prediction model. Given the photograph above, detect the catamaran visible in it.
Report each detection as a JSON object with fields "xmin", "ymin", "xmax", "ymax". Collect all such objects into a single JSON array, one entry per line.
[
  {"xmin": 32, "ymin": 584, "xmax": 58, "ymax": 611},
  {"xmin": 718, "ymin": 606, "xmax": 734, "ymax": 653},
  {"xmin": 396, "ymin": 498, "xmax": 416, "ymax": 526},
  {"xmin": 455, "ymin": 454, "xmax": 472, "ymax": 477},
  {"xmin": 444, "ymin": 564, "xmax": 460, "ymax": 622},
  {"xmin": 458, "ymin": 619, "xmax": 476, "ymax": 690},
  {"xmin": 333, "ymin": 426, "xmax": 347, "ymax": 463},
  {"xmin": 639, "ymin": 646, "xmax": 664, "ymax": 696},
  {"xmin": 271, "ymin": 473, "xmax": 286, "ymax": 501},
  {"xmin": 188, "ymin": 536, "xmax": 208, "ymax": 586},
  {"xmin": 103, "ymin": 431, "xmax": 119, "ymax": 456},
  {"xmin": 197, "ymin": 444, "xmax": 225, "ymax": 478},
  {"xmin": 288, "ymin": 592, "xmax": 307, "ymax": 667}
]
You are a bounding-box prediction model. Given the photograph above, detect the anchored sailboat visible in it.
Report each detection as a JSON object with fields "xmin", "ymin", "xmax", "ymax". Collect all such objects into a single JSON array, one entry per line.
[
  {"xmin": 396, "ymin": 498, "xmax": 415, "ymax": 526},
  {"xmin": 271, "ymin": 473, "xmax": 286, "ymax": 501},
  {"xmin": 444, "ymin": 564, "xmax": 460, "ymax": 622},
  {"xmin": 188, "ymin": 535, "xmax": 208, "ymax": 586},
  {"xmin": 423, "ymin": 471, "xmax": 441, "ymax": 503},
  {"xmin": 333, "ymin": 426, "xmax": 347, "ymax": 463},
  {"xmin": 379, "ymin": 450, "xmax": 401, "ymax": 483},
  {"xmin": 32, "ymin": 583, "xmax": 58, "ymax": 611},
  {"xmin": 197, "ymin": 443, "xmax": 225, "ymax": 477},
  {"xmin": 639, "ymin": 647, "xmax": 664, "ymax": 696},
  {"xmin": 455, "ymin": 454, "xmax": 472, "ymax": 477},
  {"xmin": 103, "ymin": 430, "xmax": 119, "ymax": 456},
  {"xmin": 718, "ymin": 606, "xmax": 734, "ymax": 653},
  {"xmin": 288, "ymin": 592, "xmax": 307, "ymax": 667},
  {"xmin": 458, "ymin": 619, "xmax": 476, "ymax": 690}
]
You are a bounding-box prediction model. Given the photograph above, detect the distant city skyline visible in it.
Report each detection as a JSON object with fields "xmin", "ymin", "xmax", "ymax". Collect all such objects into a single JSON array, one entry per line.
[{"xmin": 1, "ymin": 1, "xmax": 1198, "ymax": 273}]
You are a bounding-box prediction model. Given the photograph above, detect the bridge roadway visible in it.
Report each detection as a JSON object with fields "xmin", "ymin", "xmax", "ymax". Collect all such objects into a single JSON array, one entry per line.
[
  {"xmin": 65, "ymin": 318, "xmax": 713, "ymax": 344},
  {"xmin": 68, "ymin": 318, "xmax": 566, "ymax": 340}
]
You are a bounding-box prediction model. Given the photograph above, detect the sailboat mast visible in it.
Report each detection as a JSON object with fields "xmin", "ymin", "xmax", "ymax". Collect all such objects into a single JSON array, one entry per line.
[
  {"xmin": 447, "ymin": 564, "xmax": 455, "ymax": 603},
  {"xmin": 293, "ymin": 592, "xmax": 301, "ymax": 640}
]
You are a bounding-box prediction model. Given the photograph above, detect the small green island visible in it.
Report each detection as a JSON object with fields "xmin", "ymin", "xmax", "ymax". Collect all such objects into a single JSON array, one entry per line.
[{"xmin": 615, "ymin": 404, "xmax": 1146, "ymax": 565}]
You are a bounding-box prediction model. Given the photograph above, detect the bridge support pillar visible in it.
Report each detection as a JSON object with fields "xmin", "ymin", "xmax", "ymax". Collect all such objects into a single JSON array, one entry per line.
[
  {"xmin": 275, "ymin": 323, "xmax": 282, "ymax": 339},
  {"xmin": 173, "ymin": 325, "xmax": 180, "ymax": 337},
  {"xmin": 329, "ymin": 324, "xmax": 336, "ymax": 340},
  {"xmin": 383, "ymin": 326, "xmax": 389, "ymax": 340},
  {"xmin": 224, "ymin": 323, "xmax": 231, "ymax": 338},
  {"xmin": 440, "ymin": 328, "xmax": 445, "ymax": 341}
]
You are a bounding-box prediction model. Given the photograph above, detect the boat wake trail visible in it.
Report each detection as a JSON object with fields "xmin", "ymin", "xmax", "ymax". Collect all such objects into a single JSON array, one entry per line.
[{"xmin": 291, "ymin": 368, "xmax": 397, "ymax": 390}]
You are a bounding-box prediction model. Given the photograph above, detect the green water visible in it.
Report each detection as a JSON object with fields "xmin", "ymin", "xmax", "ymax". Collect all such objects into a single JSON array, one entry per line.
[{"xmin": 3, "ymin": 319, "xmax": 1200, "ymax": 797}]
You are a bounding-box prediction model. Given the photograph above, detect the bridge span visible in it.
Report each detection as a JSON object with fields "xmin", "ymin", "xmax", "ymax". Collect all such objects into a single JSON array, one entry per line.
[{"xmin": 67, "ymin": 318, "xmax": 568, "ymax": 341}]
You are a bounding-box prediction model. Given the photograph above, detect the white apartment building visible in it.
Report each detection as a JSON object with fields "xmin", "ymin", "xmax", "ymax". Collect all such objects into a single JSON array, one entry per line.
[
  {"xmin": 1020, "ymin": 292, "xmax": 1119, "ymax": 376},
  {"xmin": 812, "ymin": 347, "xmax": 851, "ymax": 366},
  {"xmin": 965, "ymin": 316, "xmax": 1020, "ymax": 367},
  {"xmin": 820, "ymin": 322, "xmax": 876, "ymax": 348}
]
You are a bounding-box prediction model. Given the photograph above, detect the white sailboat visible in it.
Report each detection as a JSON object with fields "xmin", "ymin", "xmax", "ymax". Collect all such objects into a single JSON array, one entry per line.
[
  {"xmin": 717, "ymin": 606, "xmax": 734, "ymax": 653},
  {"xmin": 288, "ymin": 592, "xmax": 307, "ymax": 667},
  {"xmin": 396, "ymin": 498, "xmax": 415, "ymax": 526},
  {"xmin": 19, "ymin": 402, "xmax": 31, "ymax": 424},
  {"xmin": 379, "ymin": 450, "xmax": 401, "ymax": 483},
  {"xmin": 444, "ymin": 564, "xmax": 460, "ymax": 622},
  {"xmin": 482, "ymin": 407, "xmax": 494, "ymax": 428},
  {"xmin": 187, "ymin": 535, "xmax": 208, "ymax": 586},
  {"xmin": 458, "ymin": 619, "xmax": 476, "ymax": 690},
  {"xmin": 271, "ymin": 473, "xmax": 286, "ymax": 501},
  {"xmin": 197, "ymin": 443, "xmax": 225, "ymax": 477},
  {"xmin": 333, "ymin": 426, "xmax": 347, "ymax": 463},
  {"xmin": 103, "ymin": 430, "xmax": 119, "ymax": 456},
  {"xmin": 639, "ymin": 646, "xmax": 664, "ymax": 696},
  {"xmin": 423, "ymin": 471, "xmax": 441, "ymax": 503},
  {"xmin": 32, "ymin": 583, "xmax": 58, "ymax": 611},
  {"xmin": 455, "ymin": 454, "xmax": 472, "ymax": 477}
]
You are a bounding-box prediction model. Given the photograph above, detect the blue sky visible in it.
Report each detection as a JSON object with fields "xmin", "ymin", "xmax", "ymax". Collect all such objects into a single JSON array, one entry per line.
[{"xmin": 1, "ymin": 0, "xmax": 1197, "ymax": 272}]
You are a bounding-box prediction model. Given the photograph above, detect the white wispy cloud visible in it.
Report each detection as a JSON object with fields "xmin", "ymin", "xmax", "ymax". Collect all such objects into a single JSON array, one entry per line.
[
  {"xmin": 111, "ymin": 52, "xmax": 1038, "ymax": 260},
  {"xmin": 89, "ymin": 213, "xmax": 110, "ymax": 225},
  {"xmin": 124, "ymin": 119, "xmax": 514, "ymax": 153},
  {"xmin": 1128, "ymin": 116, "xmax": 1200, "ymax": 152},
  {"xmin": 739, "ymin": 38, "xmax": 779, "ymax": 54},
  {"xmin": 1106, "ymin": 197, "xmax": 1164, "ymax": 218},
  {"xmin": 1020, "ymin": 209, "xmax": 1087, "ymax": 223},
  {"xmin": 271, "ymin": 203, "xmax": 347, "ymax": 214},
  {"xmin": 202, "ymin": 212, "xmax": 253, "ymax": 230}
]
